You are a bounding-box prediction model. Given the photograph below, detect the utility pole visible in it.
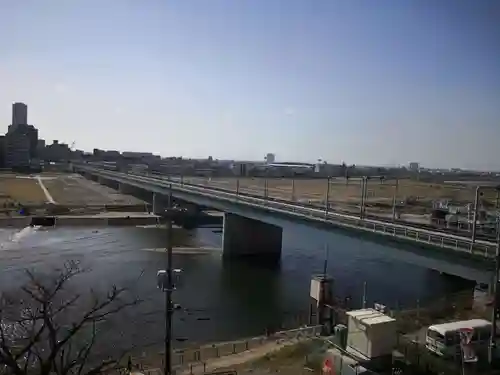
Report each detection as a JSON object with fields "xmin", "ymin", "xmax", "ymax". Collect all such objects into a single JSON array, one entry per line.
[
  {"xmin": 495, "ymin": 186, "xmax": 500, "ymax": 238},
  {"xmin": 360, "ymin": 178, "xmax": 366, "ymax": 219},
  {"xmin": 360, "ymin": 177, "xmax": 369, "ymax": 219},
  {"xmin": 496, "ymin": 188, "xmax": 500, "ymax": 210},
  {"xmin": 489, "ymin": 220, "xmax": 500, "ymax": 365},
  {"xmin": 164, "ymin": 186, "xmax": 174, "ymax": 375},
  {"xmin": 471, "ymin": 186, "xmax": 481, "ymax": 245},
  {"xmin": 362, "ymin": 281, "xmax": 367, "ymax": 309},
  {"xmin": 325, "ymin": 177, "xmax": 330, "ymax": 217},
  {"xmin": 392, "ymin": 179, "xmax": 399, "ymax": 221}
]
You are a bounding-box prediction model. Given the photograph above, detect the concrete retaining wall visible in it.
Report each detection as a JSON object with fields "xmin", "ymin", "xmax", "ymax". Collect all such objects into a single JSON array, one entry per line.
[
  {"xmin": 0, "ymin": 215, "xmax": 159, "ymax": 228},
  {"xmin": 0, "ymin": 217, "xmax": 32, "ymax": 228}
]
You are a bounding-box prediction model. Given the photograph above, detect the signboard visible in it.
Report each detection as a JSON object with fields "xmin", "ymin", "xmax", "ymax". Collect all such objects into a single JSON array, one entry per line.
[
  {"xmin": 459, "ymin": 328, "xmax": 478, "ymax": 363},
  {"xmin": 322, "ymin": 358, "xmax": 334, "ymax": 375}
]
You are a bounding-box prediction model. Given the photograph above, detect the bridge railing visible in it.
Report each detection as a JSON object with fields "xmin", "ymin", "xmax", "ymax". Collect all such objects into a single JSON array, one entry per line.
[{"xmin": 78, "ymin": 167, "xmax": 496, "ymax": 258}]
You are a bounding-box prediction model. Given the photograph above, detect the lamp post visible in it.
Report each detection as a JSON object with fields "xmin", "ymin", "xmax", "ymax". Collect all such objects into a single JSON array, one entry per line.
[
  {"xmin": 489, "ymin": 222, "xmax": 500, "ymax": 364},
  {"xmin": 325, "ymin": 177, "xmax": 330, "ymax": 217},
  {"xmin": 471, "ymin": 186, "xmax": 481, "ymax": 246},
  {"xmin": 360, "ymin": 178, "xmax": 366, "ymax": 219},
  {"xmin": 164, "ymin": 189, "xmax": 174, "ymax": 375},
  {"xmin": 392, "ymin": 179, "xmax": 399, "ymax": 221},
  {"xmin": 496, "ymin": 187, "xmax": 500, "ymax": 210},
  {"xmin": 155, "ymin": 186, "xmax": 180, "ymax": 375},
  {"xmin": 360, "ymin": 177, "xmax": 370, "ymax": 219},
  {"xmin": 495, "ymin": 186, "xmax": 500, "ymax": 238}
]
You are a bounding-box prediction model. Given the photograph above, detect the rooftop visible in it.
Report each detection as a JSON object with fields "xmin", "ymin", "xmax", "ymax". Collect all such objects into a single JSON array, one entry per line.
[{"xmin": 346, "ymin": 308, "xmax": 396, "ymax": 325}]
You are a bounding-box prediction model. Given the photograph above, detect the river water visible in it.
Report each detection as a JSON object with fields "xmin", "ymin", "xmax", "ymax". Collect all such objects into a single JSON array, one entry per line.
[{"xmin": 0, "ymin": 221, "xmax": 472, "ymax": 355}]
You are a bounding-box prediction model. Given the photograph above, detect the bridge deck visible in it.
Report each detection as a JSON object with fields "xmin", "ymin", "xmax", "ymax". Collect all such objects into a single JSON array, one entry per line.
[{"xmin": 76, "ymin": 166, "xmax": 497, "ymax": 262}]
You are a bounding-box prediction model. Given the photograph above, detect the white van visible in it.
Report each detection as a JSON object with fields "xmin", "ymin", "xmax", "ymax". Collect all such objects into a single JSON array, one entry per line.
[{"xmin": 425, "ymin": 319, "xmax": 491, "ymax": 358}]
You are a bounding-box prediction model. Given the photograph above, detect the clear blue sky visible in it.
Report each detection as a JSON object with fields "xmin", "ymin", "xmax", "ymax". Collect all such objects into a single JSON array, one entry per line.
[{"xmin": 1, "ymin": 1, "xmax": 499, "ymax": 170}]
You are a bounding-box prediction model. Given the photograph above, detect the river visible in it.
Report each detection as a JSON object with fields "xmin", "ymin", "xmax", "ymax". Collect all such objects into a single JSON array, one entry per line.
[{"xmin": 0, "ymin": 221, "xmax": 473, "ymax": 356}]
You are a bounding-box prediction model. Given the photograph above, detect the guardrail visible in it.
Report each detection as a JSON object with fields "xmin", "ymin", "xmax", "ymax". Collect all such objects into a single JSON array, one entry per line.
[
  {"xmin": 77, "ymin": 166, "xmax": 497, "ymax": 258},
  {"xmin": 143, "ymin": 173, "xmax": 498, "ymax": 242}
]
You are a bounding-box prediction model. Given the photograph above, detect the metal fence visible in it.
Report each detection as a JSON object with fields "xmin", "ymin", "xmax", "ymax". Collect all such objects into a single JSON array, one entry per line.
[
  {"xmin": 389, "ymin": 289, "xmax": 481, "ymax": 334},
  {"xmin": 128, "ymin": 325, "xmax": 322, "ymax": 375}
]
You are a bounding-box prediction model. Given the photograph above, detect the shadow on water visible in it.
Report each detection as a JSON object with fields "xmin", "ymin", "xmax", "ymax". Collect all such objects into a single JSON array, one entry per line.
[{"xmin": 219, "ymin": 256, "xmax": 285, "ymax": 336}]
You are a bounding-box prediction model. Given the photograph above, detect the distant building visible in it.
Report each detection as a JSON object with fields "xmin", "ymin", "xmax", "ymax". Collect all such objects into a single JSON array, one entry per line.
[
  {"xmin": 7, "ymin": 124, "xmax": 38, "ymax": 159},
  {"xmin": 0, "ymin": 135, "xmax": 5, "ymax": 168},
  {"xmin": 4, "ymin": 131, "xmax": 30, "ymax": 169},
  {"xmin": 12, "ymin": 102, "xmax": 28, "ymax": 126},
  {"xmin": 265, "ymin": 153, "xmax": 275, "ymax": 164},
  {"xmin": 26, "ymin": 125, "xmax": 38, "ymax": 158},
  {"xmin": 264, "ymin": 162, "xmax": 315, "ymax": 176},
  {"xmin": 122, "ymin": 151, "xmax": 154, "ymax": 159},
  {"xmin": 44, "ymin": 140, "xmax": 71, "ymax": 161},
  {"xmin": 7, "ymin": 101, "xmax": 38, "ymax": 159},
  {"xmin": 409, "ymin": 162, "xmax": 420, "ymax": 172},
  {"xmin": 231, "ymin": 162, "xmax": 252, "ymax": 176}
]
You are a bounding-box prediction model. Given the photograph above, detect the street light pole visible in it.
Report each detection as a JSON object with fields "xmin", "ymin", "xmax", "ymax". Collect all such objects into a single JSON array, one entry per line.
[
  {"xmin": 164, "ymin": 186, "xmax": 174, "ymax": 375},
  {"xmin": 489, "ymin": 222, "xmax": 500, "ymax": 364},
  {"xmin": 471, "ymin": 186, "xmax": 481, "ymax": 245},
  {"xmin": 325, "ymin": 177, "xmax": 330, "ymax": 217},
  {"xmin": 360, "ymin": 178, "xmax": 366, "ymax": 219},
  {"xmin": 362, "ymin": 177, "xmax": 370, "ymax": 219},
  {"xmin": 392, "ymin": 179, "xmax": 399, "ymax": 221}
]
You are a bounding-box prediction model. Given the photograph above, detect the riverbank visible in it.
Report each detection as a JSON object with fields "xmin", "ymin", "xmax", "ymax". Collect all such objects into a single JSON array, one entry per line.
[
  {"xmin": 0, "ymin": 212, "xmax": 160, "ymax": 228},
  {"xmin": 129, "ymin": 326, "xmax": 322, "ymax": 375},
  {"xmin": 0, "ymin": 172, "xmax": 145, "ymax": 209}
]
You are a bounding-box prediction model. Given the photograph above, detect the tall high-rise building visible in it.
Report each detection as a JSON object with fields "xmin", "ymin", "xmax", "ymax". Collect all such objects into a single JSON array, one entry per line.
[
  {"xmin": 12, "ymin": 102, "xmax": 28, "ymax": 126},
  {"xmin": 7, "ymin": 124, "xmax": 38, "ymax": 159}
]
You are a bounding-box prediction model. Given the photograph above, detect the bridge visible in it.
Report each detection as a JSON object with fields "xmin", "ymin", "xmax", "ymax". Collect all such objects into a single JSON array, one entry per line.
[{"xmin": 73, "ymin": 164, "xmax": 497, "ymax": 282}]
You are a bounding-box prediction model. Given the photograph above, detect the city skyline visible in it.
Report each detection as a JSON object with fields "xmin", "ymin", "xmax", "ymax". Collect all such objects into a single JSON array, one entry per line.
[{"xmin": 1, "ymin": 1, "xmax": 499, "ymax": 170}]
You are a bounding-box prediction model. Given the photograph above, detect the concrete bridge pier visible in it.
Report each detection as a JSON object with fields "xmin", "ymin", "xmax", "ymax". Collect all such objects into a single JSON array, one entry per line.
[
  {"xmin": 222, "ymin": 213, "xmax": 282, "ymax": 260},
  {"xmin": 98, "ymin": 176, "xmax": 117, "ymax": 190},
  {"xmin": 151, "ymin": 193, "xmax": 168, "ymax": 215},
  {"xmin": 119, "ymin": 182, "xmax": 135, "ymax": 195}
]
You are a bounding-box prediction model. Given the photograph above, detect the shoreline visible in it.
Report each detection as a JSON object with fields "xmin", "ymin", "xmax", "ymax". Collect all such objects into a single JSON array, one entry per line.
[{"xmin": 0, "ymin": 212, "xmax": 162, "ymax": 228}]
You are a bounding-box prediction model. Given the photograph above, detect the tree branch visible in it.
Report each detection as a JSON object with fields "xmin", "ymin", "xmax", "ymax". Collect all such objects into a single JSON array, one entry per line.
[{"xmin": 0, "ymin": 261, "xmax": 142, "ymax": 375}]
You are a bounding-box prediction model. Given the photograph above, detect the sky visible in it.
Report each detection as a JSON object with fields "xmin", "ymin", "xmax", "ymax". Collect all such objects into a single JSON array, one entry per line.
[{"xmin": 0, "ymin": 1, "xmax": 499, "ymax": 170}]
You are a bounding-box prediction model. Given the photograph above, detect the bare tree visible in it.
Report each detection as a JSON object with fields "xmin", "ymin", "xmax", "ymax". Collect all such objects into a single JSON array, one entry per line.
[{"xmin": 0, "ymin": 261, "xmax": 142, "ymax": 375}]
